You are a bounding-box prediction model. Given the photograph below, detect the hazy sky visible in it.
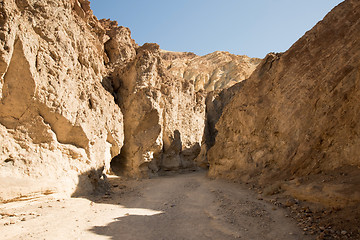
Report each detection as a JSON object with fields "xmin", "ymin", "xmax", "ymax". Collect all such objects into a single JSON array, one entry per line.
[{"xmin": 90, "ymin": 0, "xmax": 343, "ymax": 58}]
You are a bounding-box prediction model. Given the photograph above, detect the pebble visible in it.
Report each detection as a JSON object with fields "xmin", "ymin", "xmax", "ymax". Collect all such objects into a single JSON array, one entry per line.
[{"xmin": 341, "ymin": 230, "xmax": 347, "ymax": 235}]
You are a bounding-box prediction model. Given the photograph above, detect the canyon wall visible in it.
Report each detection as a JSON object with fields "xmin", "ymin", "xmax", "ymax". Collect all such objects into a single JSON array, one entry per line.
[
  {"xmin": 160, "ymin": 51, "xmax": 260, "ymax": 168},
  {"xmin": 109, "ymin": 47, "xmax": 261, "ymax": 176},
  {"xmin": 208, "ymin": 0, "xmax": 360, "ymax": 207},
  {"xmin": 110, "ymin": 43, "xmax": 206, "ymax": 177},
  {"xmin": 0, "ymin": 0, "xmax": 124, "ymax": 201},
  {"xmin": 0, "ymin": 0, "xmax": 260, "ymax": 200}
]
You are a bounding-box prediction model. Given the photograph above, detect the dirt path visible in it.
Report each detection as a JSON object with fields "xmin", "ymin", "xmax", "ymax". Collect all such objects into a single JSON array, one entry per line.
[{"xmin": 0, "ymin": 171, "xmax": 312, "ymax": 240}]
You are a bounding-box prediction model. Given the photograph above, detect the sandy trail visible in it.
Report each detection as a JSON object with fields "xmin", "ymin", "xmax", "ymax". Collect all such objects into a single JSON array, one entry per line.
[{"xmin": 0, "ymin": 171, "xmax": 312, "ymax": 240}]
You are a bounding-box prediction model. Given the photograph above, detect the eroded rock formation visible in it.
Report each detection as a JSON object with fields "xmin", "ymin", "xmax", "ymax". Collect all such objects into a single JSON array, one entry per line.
[
  {"xmin": 5, "ymin": 0, "xmax": 357, "ymax": 217},
  {"xmin": 109, "ymin": 43, "xmax": 206, "ymax": 177},
  {"xmin": 106, "ymin": 46, "xmax": 261, "ymax": 176},
  {"xmin": 0, "ymin": 0, "xmax": 124, "ymax": 201},
  {"xmin": 161, "ymin": 50, "xmax": 260, "ymax": 92},
  {"xmin": 0, "ymin": 0, "xmax": 260, "ymax": 201},
  {"xmin": 159, "ymin": 50, "xmax": 260, "ymax": 168},
  {"xmin": 208, "ymin": 0, "xmax": 360, "ymax": 208}
]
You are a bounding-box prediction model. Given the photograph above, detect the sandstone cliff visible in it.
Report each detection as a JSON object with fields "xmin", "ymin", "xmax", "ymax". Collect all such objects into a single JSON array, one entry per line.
[
  {"xmin": 161, "ymin": 50, "xmax": 261, "ymax": 92},
  {"xmin": 0, "ymin": 0, "xmax": 124, "ymax": 201},
  {"xmin": 108, "ymin": 44, "xmax": 206, "ymax": 177},
  {"xmin": 208, "ymin": 0, "xmax": 360, "ymax": 208}
]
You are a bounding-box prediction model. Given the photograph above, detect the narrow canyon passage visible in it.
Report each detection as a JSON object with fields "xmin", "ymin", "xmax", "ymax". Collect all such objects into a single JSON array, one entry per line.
[{"xmin": 0, "ymin": 171, "xmax": 311, "ymax": 240}]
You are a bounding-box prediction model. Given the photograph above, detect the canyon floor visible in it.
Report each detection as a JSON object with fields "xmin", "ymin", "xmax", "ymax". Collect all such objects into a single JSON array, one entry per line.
[{"xmin": 0, "ymin": 171, "xmax": 314, "ymax": 240}]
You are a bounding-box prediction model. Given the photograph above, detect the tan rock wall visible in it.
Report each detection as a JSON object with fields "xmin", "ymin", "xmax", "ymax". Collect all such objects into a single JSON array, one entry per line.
[
  {"xmin": 195, "ymin": 80, "xmax": 248, "ymax": 167},
  {"xmin": 159, "ymin": 50, "xmax": 261, "ymax": 169},
  {"xmin": 111, "ymin": 44, "xmax": 206, "ymax": 177},
  {"xmin": 208, "ymin": 0, "xmax": 360, "ymax": 206},
  {"xmin": 0, "ymin": 0, "xmax": 124, "ymax": 201}
]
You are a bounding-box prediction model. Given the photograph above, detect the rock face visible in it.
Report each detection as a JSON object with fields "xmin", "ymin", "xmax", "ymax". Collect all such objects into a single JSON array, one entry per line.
[
  {"xmin": 110, "ymin": 43, "xmax": 206, "ymax": 177},
  {"xmin": 159, "ymin": 50, "xmax": 260, "ymax": 168},
  {"xmin": 161, "ymin": 50, "xmax": 261, "ymax": 92},
  {"xmin": 0, "ymin": 0, "xmax": 262, "ymax": 198},
  {"xmin": 100, "ymin": 18, "xmax": 137, "ymax": 67},
  {"xmin": 108, "ymin": 47, "xmax": 260, "ymax": 177},
  {"xmin": 208, "ymin": 0, "xmax": 360, "ymax": 207},
  {"xmin": 0, "ymin": 0, "xmax": 124, "ymax": 201}
]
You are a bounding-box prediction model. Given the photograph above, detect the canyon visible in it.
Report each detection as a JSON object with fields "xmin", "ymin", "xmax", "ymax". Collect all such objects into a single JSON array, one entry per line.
[{"xmin": 1, "ymin": 0, "xmax": 359, "ymax": 239}]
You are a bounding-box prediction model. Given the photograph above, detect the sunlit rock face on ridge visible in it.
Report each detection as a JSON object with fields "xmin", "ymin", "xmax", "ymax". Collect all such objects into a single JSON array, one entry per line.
[{"xmin": 161, "ymin": 50, "xmax": 261, "ymax": 92}]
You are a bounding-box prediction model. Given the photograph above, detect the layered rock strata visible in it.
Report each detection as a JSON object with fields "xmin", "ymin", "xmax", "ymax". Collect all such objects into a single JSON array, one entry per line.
[
  {"xmin": 0, "ymin": 0, "xmax": 124, "ymax": 201},
  {"xmin": 208, "ymin": 0, "xmax": 360, "ymax": 207}
]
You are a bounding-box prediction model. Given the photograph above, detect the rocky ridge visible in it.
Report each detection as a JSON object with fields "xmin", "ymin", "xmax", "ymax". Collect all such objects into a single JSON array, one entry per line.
[{"xmin": 161, "ymin": 50, "xmax": 260, "ymax": 92}]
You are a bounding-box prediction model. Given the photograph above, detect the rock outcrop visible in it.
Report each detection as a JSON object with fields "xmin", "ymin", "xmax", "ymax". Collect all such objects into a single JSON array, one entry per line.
[
  {"xmin": 160, "ymin": 50, "xmax": 260, "ymax": 168},
  {"xmin": 208, "ymin": 0, "xmax": 360, "ymax": 208},
  {"xmin": 107, "ymin": 47, "xmax": 260, "ymax": 177},
  {"xmin": 0, "ymin": 0, "xmax": 124, "ymax": 201},
  {"xmin": 161, "ymin": 50, "xmax": 261, "ymax": 92},
  {"xmin": 100, "ymin": 18, "xmax": 137, "ymax": 67},
  {"xmin": 109, "ymin": 43, "xmax": 206, "ymax": 177}
]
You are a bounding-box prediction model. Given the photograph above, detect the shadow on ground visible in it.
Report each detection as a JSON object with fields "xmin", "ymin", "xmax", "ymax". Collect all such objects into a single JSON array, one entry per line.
[{"xmin": 71, "ymin": 169, "xmax": 213, "ymax": 240}]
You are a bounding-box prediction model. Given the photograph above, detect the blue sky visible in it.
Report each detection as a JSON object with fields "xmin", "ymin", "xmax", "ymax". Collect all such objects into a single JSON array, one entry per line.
[{"xmin": 90, "ymin": 0, "xmax": 343, "ymax": 58}]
